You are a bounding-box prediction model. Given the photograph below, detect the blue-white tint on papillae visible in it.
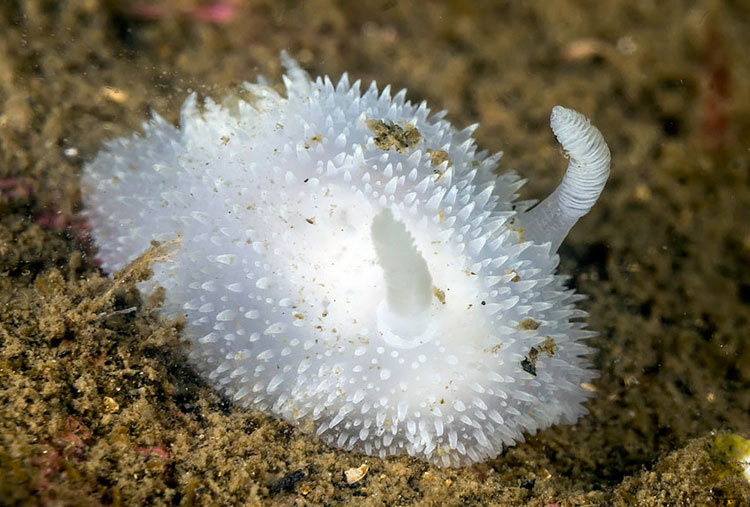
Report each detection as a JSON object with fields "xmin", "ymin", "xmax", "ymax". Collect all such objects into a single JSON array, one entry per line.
[{"xmin": 83, "ymin": 53, "xmax": 611, "ymax": 467}]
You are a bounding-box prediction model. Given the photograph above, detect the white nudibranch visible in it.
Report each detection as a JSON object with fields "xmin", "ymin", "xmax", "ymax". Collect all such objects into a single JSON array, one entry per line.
[{"xmin": 82, "ymin": 54, "xmax": 611, "ymax": 467}]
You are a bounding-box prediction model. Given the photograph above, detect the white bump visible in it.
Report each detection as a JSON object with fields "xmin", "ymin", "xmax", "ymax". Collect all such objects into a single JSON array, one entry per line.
[
  {"xmin": 264, "ymin": 322, "xmax": 285, "ymax": 335},
  {"xmin": 216, "ymin": 309, "xmax": 236, "ymax": 321},
  {"xmin": 216, "ymin": 254, "xmax": 236, "ymax": 265}
]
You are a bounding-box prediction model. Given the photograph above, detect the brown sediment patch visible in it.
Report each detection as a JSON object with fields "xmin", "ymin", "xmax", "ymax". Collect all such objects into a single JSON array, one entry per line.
[{"xmin": 366, "ymin": 118, "xmax": 422, "ymax": 153}]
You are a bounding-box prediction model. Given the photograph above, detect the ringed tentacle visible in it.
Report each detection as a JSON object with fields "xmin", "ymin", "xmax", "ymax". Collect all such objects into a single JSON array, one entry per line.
[{"xmin": 520, "ymin": 106, "xmax": 611, "ymax": 253}]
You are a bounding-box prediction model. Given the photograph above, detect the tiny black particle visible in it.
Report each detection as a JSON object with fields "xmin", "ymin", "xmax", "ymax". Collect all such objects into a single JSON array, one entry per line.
[
  {"xmin": 269, "ymin": 469, "xmax": 305, "ymax": 495},
  {"xmin": 521, "ymin": 357, "xmax": 537, "ymax": 376}
]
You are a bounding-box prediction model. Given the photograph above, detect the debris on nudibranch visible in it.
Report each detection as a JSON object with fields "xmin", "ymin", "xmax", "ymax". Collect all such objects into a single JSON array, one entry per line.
[{"xmin": 82, "ymin": 52, "xmax": 611, "ymax": 467}]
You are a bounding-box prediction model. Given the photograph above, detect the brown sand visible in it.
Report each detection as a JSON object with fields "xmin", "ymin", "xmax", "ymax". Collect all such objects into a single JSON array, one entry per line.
[{"xmin": 1, "ymin": 1, "xmax": 750, "ymax": 505}]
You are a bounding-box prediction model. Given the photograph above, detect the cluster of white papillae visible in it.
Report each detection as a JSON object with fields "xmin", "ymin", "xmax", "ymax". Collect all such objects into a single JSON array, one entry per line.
[{"xmin": 83, "ymin": 53, "xmax": 611, "ymax": 467}]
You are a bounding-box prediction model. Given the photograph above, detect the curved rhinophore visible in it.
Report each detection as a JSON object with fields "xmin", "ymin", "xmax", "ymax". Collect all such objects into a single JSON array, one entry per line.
[{"xmin": 519, "ymin": 106, "xmax": 611, "ymax": 253}]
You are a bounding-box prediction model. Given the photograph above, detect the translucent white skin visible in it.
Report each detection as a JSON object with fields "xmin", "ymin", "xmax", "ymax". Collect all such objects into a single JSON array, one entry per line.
[
  {"xmin": 519, "ymin": 106, "xmax": 611, "ymax": 252},
  {"xmin": 82, "ymin": 57, "xmax": 607, "ymax": 467}
]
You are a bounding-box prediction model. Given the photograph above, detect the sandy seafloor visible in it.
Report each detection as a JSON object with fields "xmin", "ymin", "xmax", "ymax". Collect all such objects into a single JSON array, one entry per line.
[{"xmin": 1, "ymin": 0, "xmax": 750, "ymax": 505}]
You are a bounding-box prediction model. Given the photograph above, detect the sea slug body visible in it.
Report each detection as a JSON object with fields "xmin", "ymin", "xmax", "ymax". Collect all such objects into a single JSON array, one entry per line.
[{"xmin": 82, "ymin": 53, "xmax": 611, "ymax": 467}]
